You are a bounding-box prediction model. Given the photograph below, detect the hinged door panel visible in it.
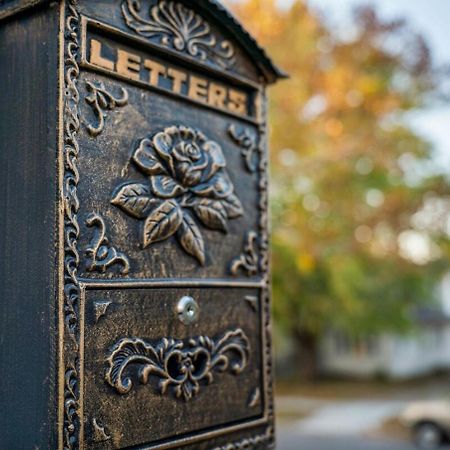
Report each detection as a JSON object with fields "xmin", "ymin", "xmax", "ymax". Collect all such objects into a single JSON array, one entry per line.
[{"xmin": 82, "ymin": 287, "xmax": 267, "ymax": 449}]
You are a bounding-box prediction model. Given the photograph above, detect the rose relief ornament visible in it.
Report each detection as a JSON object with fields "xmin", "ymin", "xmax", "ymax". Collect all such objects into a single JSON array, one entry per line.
[{"xmin": 112, "ymin": 125, "xmax": 244, "ymax": 265}]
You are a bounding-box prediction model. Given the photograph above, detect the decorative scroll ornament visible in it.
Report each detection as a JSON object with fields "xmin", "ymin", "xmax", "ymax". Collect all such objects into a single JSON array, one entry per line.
[
  {"xmin": 85, "ymin": 213, "xmax": 130, "ymax": 274},
  {"xmin": 244, "ymin": 295, "xmax": 258, "ymax": 312},
  {"xmin": 248, "ymin": 387, "xmax": 261, "ymax": 408},
  {"xmin": 111, "ymin": 125, "xmax": 244, "ymax": 265},
  {"xmin": 121, "ymin": 0, "xmax": 236, "ymax": 69},
  {"xmin": 93, "ymin": 300, "xmax": 112, "ymax": 324},
  {"xmin": 228, "ymin": 125, "xmax": 258, "ymax": 173},
  {"xmin": 92, "ymin": 418, "xmax": 111, "ymax": 443},
  {"xmin": 230, "ymin": 231, "xmax": 259, "ymax": 277},
  {"xmin": 85, "ymin": 81, "xmax": 128, "ymax": 136},
  {"xmin": 105, "ymin": 328, "xmax": 250, "ymax": 401}
]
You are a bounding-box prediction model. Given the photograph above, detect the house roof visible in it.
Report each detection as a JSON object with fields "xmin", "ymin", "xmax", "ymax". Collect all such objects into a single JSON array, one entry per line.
[
  {"xmin": 414, "ymin": 306, "xmax": 450, "ymax": 327},
  {"xmin": 0, "ymin": 0, "xmax": 287, "ymax": 84}
]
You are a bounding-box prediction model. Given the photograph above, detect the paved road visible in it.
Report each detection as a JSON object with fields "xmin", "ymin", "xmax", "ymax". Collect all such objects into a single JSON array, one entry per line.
[
  {"xmin": 277, "ymin": 431, "xmax": 417, "ymax": 450},
  {"xmin": 275, "ymin": 396, "xmax": 450, "ymax": 450},
  {"xmin": 295, "ymin": 399, "xmax": 406, "ymax": 435}
]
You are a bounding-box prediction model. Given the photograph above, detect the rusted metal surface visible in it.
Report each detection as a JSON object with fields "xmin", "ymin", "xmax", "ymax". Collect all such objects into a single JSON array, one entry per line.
[{"xmin": 0, "ymin": 1, "xmax": 283, "ymax": 448}]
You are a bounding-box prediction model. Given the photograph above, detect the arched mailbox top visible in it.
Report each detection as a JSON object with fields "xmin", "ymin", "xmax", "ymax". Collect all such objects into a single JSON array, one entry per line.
[
  {"xmin": 188, "ymin": 0, "xmax": 288, "ymax": 83},
  {"xmin": 1, "ymin": 0, "xmax": 287, "ymax": 84}
]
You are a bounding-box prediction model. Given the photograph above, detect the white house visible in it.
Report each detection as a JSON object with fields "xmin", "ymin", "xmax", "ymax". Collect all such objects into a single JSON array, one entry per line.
[{"xmin": 318, "ymin": 273, "xmax": 450, "ymax": 379}]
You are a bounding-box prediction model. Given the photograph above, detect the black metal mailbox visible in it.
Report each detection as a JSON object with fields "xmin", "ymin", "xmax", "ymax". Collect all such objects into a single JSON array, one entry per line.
[{"xmin": 0, "ymin": 1, "xmax": 285, "ymax": 448}]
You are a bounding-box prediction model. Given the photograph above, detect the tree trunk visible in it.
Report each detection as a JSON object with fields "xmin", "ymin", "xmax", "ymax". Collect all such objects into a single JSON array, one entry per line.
[{"xmin": 292, "ymin": 328, "xmax": 319, "ymax": 380}]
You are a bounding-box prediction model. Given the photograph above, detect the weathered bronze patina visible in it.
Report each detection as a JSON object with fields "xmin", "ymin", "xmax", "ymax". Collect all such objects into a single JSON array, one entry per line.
[{"xmin": 0, "ymin": 1, "xmax": 285, "ymax": 448}]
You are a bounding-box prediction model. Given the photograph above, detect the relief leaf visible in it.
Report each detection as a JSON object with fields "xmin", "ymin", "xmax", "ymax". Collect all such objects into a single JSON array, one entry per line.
[
  {"xmin": 133, "ymin": 138, "xmax": 167, "ymax": 175},
  {"xmin": 222, "ymin": 193, "xmax": 244, "ymax": 219},
  {"xmin": 111, "ymin": 183, "xmax": 156, "ymax": 219},
  {"xmin": 177, "ymin": 213, "xmax": 205, "ymax": 265},
  {"xmin": 143, "ymin": 200, "xmax": 183, "ymax": 248},
  {"xmin": 194, "ymin": 199, "xmax": 228, "ymax": 233},
  {"xmin": 150, "ymin": 174, "xmax": 187, "ymax": 198}
]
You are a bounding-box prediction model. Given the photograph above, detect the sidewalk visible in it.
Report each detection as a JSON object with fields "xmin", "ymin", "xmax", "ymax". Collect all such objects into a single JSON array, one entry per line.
[
  {"xmin": 276, "ymin": 428, "xmax": 416, "ymax": 450},
  {"xmin": 274, "ymin": 377, "xmax": 450, "ymax": 449},
  {"xmin": 275, "ymin": 395, "xmax": 421, "ymax": 450}
]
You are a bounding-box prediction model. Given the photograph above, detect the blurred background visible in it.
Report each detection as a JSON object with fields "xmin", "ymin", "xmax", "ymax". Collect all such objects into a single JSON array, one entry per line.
[{"xmin": 225, "ymin": 0, "xmax": 450, "ymax": 449}]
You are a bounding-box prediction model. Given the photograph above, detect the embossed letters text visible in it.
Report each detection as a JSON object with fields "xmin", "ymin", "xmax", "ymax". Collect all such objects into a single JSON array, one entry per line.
[{"xmin": 87, "ymin": 35, "xmax": 250, "ymax": 117}]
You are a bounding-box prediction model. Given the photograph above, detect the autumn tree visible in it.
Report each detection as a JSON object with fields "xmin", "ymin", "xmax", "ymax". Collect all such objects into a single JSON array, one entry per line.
[{"xmin": 227, "ymin": 0, "xmax": 450, "ymax": 377}]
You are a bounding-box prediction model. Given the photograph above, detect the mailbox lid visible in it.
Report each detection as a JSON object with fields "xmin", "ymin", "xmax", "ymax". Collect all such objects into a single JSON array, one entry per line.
[
  {"xmin": 78, "ymin": 0, "xmax": 286, "ymax": 84},
  {"xmin": 82, "ymin": 286, "xmax": 268, "ymax": 448}
]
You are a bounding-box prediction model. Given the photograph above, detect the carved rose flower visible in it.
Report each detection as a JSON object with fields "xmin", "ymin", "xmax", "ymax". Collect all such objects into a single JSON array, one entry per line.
[{"xmin": 112, "ymin": 126, "xmax": 243, "ymax": 265}]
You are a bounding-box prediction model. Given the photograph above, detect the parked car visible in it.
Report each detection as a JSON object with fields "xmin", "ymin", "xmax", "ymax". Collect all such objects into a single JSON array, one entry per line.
[{"xmin": 401, "ymin": 401, "xmax": 450, "ymax": 449}]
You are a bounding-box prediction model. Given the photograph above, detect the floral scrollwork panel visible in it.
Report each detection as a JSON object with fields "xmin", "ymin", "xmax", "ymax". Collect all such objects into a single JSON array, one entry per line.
[
  {"xmin": 111, "ymin": 125, "xmax": 244, "ymax": 265},
  {"xmin": 85, "ymin": 213, "xmax": 130, "ymax": 274},
  {"xmin": 105, "ymin": 328, "xmax": 250, "ymax": 401},
  {"xmin": 85, "ymin": 81, "xmax": 128, "ymax": 136},
  {"xmin": 228, "ymin": 125, "xmax": 258, "ymax": 173},
  {"xmin": 121, "ymin": 0, "xmax": 236, "ymax": 69},
  {"xmin": 230, "ymin": 231, "xmax": 259, "ymax": 277}
]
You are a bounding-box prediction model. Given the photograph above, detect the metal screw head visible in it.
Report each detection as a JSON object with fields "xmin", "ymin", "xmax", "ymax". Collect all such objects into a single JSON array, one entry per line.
[{"xmin": 176, "ymin": 296, "xmax": 199, "ymax": 325}]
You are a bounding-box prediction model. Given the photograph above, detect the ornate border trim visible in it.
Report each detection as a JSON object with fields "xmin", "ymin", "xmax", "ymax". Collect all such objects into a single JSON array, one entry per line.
[
  {"xmin": 258, "ymin": 88, "xmax": 276, "ymax": 445},
  {"xmin": 61, "ymin": 0, "xmax": 83, "ymax": 448},
  {"xmin": 210, "ymin": 427, "xmax": 273, "ymax": 450}
]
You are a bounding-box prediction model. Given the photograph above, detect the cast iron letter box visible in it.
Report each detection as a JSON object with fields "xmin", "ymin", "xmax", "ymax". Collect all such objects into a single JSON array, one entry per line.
[{"xmin": 0, "ymin": 1, "xmax": 285, "ymax": 448}]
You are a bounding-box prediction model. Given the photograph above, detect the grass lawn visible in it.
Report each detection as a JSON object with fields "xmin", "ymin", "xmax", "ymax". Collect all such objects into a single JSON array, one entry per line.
[{"xmin": 275, "ymin": 373, "xmax": 450, "ymax": 400}]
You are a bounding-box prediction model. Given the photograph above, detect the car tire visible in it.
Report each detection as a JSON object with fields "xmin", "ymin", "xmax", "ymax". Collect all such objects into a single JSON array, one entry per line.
[{"xmin": 414, "ymin": 422, "xmax": 443, "ymax": 449}]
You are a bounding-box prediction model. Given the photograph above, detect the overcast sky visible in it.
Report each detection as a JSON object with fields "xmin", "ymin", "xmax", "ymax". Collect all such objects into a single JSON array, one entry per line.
[
  {"xmin": 304, "ymin": 0, "xmax": 449, "ymax": 65},
  {"xmin": 285, "ymin": 0, "xmax": 450, "ymax": 172}
]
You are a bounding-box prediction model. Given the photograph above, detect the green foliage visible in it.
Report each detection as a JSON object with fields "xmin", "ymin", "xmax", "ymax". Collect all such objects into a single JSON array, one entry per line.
[{"xmin": 229, "ymin": 1, "xmax": 449, "ymax": 347}]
